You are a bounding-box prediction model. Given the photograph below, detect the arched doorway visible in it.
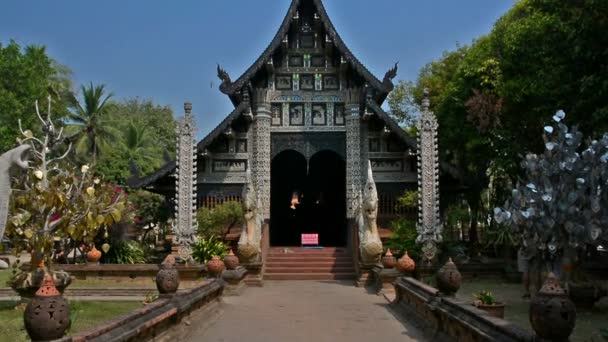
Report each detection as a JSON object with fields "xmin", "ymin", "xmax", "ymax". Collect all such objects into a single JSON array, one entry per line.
[
  {"xmin": 307, "ymin": 150, "xmax": 346, "ymax": 246},
  {"xmin": 270, "ymin": 149, "xmax": 346, "ymax": 247},
  {"xmin": 270, "ymin": 150, "xmax": 307, "ymax": 246}
]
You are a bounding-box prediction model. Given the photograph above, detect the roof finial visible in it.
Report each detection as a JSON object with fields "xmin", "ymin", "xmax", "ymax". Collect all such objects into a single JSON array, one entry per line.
[
  {"xmin": 184, "ymin": 102, "xmax": 192, "ymax": 114},
  {"xmin": 422, "ymin": 88, "xmax": 430, "ymax": 112}
]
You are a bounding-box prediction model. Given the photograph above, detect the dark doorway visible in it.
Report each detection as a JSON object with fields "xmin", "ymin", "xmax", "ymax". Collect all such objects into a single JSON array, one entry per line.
[
  {"xmin": 270, "ymin": 149, "xmax": 346, "ymax": 246},
  {"xmin": 270, "ymin": 150, "xmax": 307, "ymax": 246},
  {"xmin": 307, "ymin": 150, "xmax": 346, "ymax": 246}
]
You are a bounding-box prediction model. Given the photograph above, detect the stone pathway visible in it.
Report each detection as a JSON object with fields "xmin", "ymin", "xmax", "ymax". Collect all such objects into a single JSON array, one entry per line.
[{"xmin": 184, "ymin": 280, "xmax": 423, "ymax": 342}]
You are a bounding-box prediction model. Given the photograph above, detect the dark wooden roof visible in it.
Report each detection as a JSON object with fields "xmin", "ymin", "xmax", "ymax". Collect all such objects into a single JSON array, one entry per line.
[
  {"xmin": 218, "ymin": 0, "xmax": 397, "ymax": 104},
  {"xmin": 128, "ymin": 101, "xmax": 250, "ymax": 189}
]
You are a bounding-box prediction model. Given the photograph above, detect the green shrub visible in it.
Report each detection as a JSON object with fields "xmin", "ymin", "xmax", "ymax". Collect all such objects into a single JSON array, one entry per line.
[
  {"xmin": 191, "ymin": 235, "xmax": 228, "ymax": 264},
  {"xmin": 103, "ymin": 240, "xmax": 146, "ymax": 264},
  {"xmin": 473, "ymin": 290, "xmax": 496, "ymax": 305},
  {"xmin": 385, "ymin": 218, "xmax": 421, "ymax": 260},
  {"xmin": 196, "ymin": 201, "xmax": 243, "ymax": 240}
]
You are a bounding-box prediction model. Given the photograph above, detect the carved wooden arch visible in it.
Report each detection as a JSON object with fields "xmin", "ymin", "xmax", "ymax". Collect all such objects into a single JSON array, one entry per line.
[{"xmin": 270, "ymin": 132, "xmax": 346, "ymax": 161}]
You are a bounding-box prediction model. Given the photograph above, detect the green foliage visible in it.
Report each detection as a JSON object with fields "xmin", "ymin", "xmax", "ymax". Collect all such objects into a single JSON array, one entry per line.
[
  {"xmin": 473, "ymin": 290, "xmax": 496, "ymax": 305},
  {"xmin": 103, "ymin": 240, "xmax": 146, "ymax": 264},
  {"xmin": 396, "ymin": 190, "xmax": 418, "ymax": 210},
  {"xmin": 387, "ymin": 80, "xmax": 420, "ymax": 127},
  {"xmin": 191, "ymin": 236, "xmax": 228, "ymax": 264},
  {"xmin": 0, "ymin": 40, "xmax": 72, "ymax": 153},
  {"xmin": 95, "ymin": 98, "xmax": 176, "ymax": 185},
  {"xmin": 197, "ymin": 201, "xmax": 244, "ymax": 240},
  {"xmin": 128, "ymin": 190, "xmax": 171, "ymax": 227},
  {"xmin": 484, "ymin": 224, "xmax": 519, "ymax": 254},
  {"xmin": 385, "ymin": 218, "xmax": 420, "ymax": 260}
]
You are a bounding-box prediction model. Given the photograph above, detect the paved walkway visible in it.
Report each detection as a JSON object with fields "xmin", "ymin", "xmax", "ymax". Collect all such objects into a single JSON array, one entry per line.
[{"xmin": 184, "ymin": 280, "xmax": 423, "ymax": 342}]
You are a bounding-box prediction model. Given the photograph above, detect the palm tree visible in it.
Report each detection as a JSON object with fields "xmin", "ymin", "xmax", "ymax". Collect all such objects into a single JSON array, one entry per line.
[
  {"xmin": 118, "ymin": 121, "xmax": 161, "ymax": 172},
  {"xmin": 66, "ymin": 83, "xmax": 114, "ymax": 164}
]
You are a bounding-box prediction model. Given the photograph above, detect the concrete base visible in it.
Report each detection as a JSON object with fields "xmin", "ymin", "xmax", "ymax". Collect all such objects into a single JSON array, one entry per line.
[
  {"xmin": 355, "ymin": 264, "xmax": 378, "ymax": 287},
  {"xmin": 222, "ymin": 266, "xmax": 248, "ymax": 296},
  {"xmin": 370, "ymin": 266, "xmax": 400, "ymax": 294},
  {"xmin": 242, "ymin": 262, "xmax": 263, "ymax": 287}
]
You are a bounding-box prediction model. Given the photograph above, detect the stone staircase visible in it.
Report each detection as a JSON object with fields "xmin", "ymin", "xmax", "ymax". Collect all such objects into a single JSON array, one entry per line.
[{"xmin": 264, "ymin": 247, "xmax": 356, "ymax": 280}]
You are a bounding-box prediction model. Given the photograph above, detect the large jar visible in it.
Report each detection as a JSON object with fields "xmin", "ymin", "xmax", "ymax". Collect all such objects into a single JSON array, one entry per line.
[
  {"xmin": 224, "ymin": 249, "xmax": 240, "ymax": 270},
  {"xmin": 24, "ymin": 275, "xmax": 71, "ymax": 341},
  {"xmin": 436, "ymin": 258, "xmax": 462, "ymax": 295},
  {"xmin": 156, "ymin": 255, "xmax": 179, "ymax": 294},
  {"xmin": 396, "ymin": 251, "xmax": 416, "ymax": 273},
  {"xmin": 207, "ymin": 255, "xmax": 225, "ymax": 276},
  {"xmin": 530, "ymin": 272, "xmax": 576, "ymax": 341}
]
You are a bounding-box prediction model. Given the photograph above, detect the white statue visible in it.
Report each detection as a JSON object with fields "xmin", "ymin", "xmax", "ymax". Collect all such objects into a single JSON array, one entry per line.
[
  {"xmin": 357, "ymin": 161, "xmax": 383, "ymax": 265},
  {"xmin": 0, "ymin": 145, "xmax": 31, "ymax": 240}
]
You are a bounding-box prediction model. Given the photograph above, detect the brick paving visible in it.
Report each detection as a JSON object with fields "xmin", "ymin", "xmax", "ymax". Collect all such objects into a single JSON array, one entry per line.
[{"xmin": 184, "ymin": 280, "xmax": 423, "ymax": 342}]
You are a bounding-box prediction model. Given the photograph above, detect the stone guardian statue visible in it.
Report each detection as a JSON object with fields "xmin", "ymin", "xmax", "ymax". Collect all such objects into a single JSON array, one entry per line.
[
  {"xmin": 358, "ymin": 160, "xmax": 383, "ymax": 265},
  {"xmin": 0, "ymin": 145, "xmax": 31, "ymax": 241},
  {"xmin": 238, "ymin": 169, "xmax": 262, "ymax": 263}
]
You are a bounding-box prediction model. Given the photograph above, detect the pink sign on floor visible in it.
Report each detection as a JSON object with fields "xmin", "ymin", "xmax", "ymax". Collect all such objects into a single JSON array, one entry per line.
[{"xmin": 301, "ymin": 233, "xmax": 319, "ymax": 245}]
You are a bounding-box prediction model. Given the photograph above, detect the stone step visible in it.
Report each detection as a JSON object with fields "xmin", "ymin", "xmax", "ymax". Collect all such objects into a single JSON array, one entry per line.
[
  {"xmin": 265, "ymin": 267, "xmax": 355, "ymax": 274},
  {"xmin": 265, "ymin": 261, "xmax": 353, "ymax": 268},
  {"xmin": 266, "ymin": 255, "xmax": 353, "ymax": 264},
  {"xmin": 268, "ymin": 247, "xmax": 349, "ymax": 253},
  {"xmin": 264, "ymin": 273, "xmax": 356, "ymax": 280}
]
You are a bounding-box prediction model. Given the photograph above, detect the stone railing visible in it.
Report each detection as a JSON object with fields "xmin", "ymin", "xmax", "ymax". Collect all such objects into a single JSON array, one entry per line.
[
  {"xmin": 55, "ymin": 279, "xmax": 224, "ymax": 342},
  {"xmin": 392, "ymin": 277, "xmax": 534, "ymax": 342},
  {"xmin": 50, "ymin": 263, "xmax": 207, "ymax": 281}
]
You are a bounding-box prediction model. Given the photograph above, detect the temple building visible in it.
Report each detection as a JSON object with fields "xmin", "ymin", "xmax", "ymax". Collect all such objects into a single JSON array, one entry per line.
[{"xmin": 132, "ymin": 0, "xmax": 421, "ymax": 250}]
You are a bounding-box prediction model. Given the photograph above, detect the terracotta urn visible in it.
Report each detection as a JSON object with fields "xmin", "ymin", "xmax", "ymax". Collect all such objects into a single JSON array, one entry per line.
[
  {"xmin": 224, "ymin": 249, "xmax": 239, "ymax": 270},
  {"xmin": 156, "ymin": 255, "xmax": 179, "ymax": 294},
  {"xmin": 530, "ymin": 272, "xmax": 576, "ymax": 341},
  {"xmin": 396, "ymin": 251, "xmax": 416, "ymax": 273},
  {"xmin": 24, "ymin": 275, "xmax": 71, "ymax": 341},
  {"xmin": 207, "ymin": 255, "xmax": 225, "ymax": 276},
  {"xmin": 87, "ymin": 245, "xmax": 102, "ymax": 264},
  {"xmin": 436, "ymin": 258, "xmax": 462, "ymax": 295},
  {"xmin": 381, "ymin": 249, "xmax": 397, "ymax": 269}
]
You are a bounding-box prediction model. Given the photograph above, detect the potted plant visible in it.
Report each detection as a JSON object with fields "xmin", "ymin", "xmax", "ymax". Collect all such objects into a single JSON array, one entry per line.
[
  {"xmin": 5, "ymin": 98, "xmax": 131, "ymax": 297},
  {"xmin": 472, "ymin": 290, "xmax": 505, "ymax": 319}
]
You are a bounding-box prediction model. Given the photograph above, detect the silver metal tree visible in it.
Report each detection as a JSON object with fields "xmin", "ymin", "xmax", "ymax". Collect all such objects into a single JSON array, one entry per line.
[{"xmin": 494, "ymin": 110, "xmax": 608, "ymax": 260}]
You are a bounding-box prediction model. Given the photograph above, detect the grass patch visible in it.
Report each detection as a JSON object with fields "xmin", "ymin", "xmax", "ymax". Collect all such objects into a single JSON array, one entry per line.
[
  {"xmin": 0, "ymin": 270, "xmax": 13, "ymax": 288},
  {"xmin": 0, "ymin": 300, "xmax": 141, "ymax": 342},
  {"xmin": 458, "ymin": 278, "xmax": 608, "ymax": 342}
]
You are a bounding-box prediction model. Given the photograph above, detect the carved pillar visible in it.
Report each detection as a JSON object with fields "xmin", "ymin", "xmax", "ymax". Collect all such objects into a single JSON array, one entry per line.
[
  {"xmin": 345, "ymin": 102, "xmax": 362, "ymax": 219},
  {"xmin": 174, "ymin": 102, "xmax": 197, "ymax": 259},
  {"xmin": 252, "ymin": 103, "xmax": 272, "ymax": 220},
  {"xmin": 416, "ymin": 90, "xmax": 442, "ymax": 264}
]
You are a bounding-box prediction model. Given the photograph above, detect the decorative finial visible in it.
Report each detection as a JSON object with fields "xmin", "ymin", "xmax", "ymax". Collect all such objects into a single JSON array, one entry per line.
[
  {"xmin": 184, "ymin": 102, "xmax": 192, "ymax": 114},
  {"xmin": 422, "ymin": 88, "xmax": 430, "ymax": 112}
]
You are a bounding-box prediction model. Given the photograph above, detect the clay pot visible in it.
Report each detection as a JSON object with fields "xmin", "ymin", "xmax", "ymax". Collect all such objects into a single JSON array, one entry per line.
[
  {"xmin": 530, "ymin": 273, "xmax": 576, "ymax": 341},
  {"xmin": 224, "ymin": 250, "xmax": 240, "ymax": 270},
  {"xmin": 381, "ymin": 249, "xmax": 397, "ymax": 269},
  {"xmin": 87, "ymin": 245, "xmax": 102, "ymax": 264},
  {"xmin": 396, "ymin": 251, "xmax": 416, "ymax": 273},
  {"xmin": 436, "ymin": 258, "xmax": 462, "ymax": 295},
  {"xmin": 207, "ymin": 256, "xmax": 225, "ymax": 276},
  {"xmin": 24, "ymin": 275, "xmax": 70, "ymax": 341},
  {"xmin": 156, "ymin": 264, "xmax": 179, "ymax": 294}
]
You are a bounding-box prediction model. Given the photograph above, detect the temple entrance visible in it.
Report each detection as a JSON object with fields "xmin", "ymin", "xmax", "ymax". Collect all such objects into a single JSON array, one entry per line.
[{"xmin": 270, "ymin": 149, "xmax": 346, "ymax": 246}]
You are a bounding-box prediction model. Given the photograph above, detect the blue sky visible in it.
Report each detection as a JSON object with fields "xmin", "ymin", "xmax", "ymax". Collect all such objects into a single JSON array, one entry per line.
[{"xmin": 0, "ymin": 0, "xmax": 515, "ymax": 138}]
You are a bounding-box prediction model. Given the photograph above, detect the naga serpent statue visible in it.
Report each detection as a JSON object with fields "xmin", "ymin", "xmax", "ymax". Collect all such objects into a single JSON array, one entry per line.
[
  {"xmin": 0, "ymin": 145, "xmax": 31, "ymax": 241},
  {"xmin": 357, "ymin": 160, "xmax": 383, "ymax": 265},
  {"xmin": 238, "ymin": 169, "xmax": 262, "ymax": 263}
]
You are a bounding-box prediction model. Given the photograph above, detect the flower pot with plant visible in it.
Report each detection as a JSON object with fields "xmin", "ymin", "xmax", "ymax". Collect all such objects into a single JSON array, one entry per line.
[{"xmin": 472, "ymin": 290, "xmax": 505, "ymax": 319}]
